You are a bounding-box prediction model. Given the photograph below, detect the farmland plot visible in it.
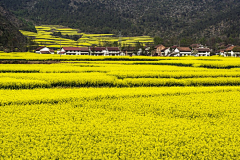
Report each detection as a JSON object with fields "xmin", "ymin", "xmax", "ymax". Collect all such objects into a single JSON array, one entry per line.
[{"xmin": 1, "ymin": 54, "xmax": 240, "ymax": 159}]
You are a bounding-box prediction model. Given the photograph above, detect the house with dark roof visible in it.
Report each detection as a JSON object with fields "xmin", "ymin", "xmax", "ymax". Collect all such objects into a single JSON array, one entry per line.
[
  {"xmin": 57, "ymin": 47, "xmax": 90, "ymax": 55},
  {"xmin": 233, "ymin": 46, "xmax": 240, "ymax": 57},
  {"xmin": 35, "ymin": 46, "xmax": 46, "ymax": 53},
  {"xmin": 79, "ymin": 47, "xmax": 90, "ymax": 55},
  {"xmin": 89, "ymin": 47, "xmax": 106, "ymax": 56},
  {"xmin": 216, "ymin": 49, "xmax": 225, "ymax": 56},
  {"xmin": 216, "ymin": 45, "xmax": 237, "ymax": 57},
  {"xmin": 224, "ymin": 45, "xmax": 236, "ymax": 57},
  {"xmin": 161, "ymin": 47, "xmax": 171, "ymax": 56},
  {"xmin": 190, "ymin": 44, "xmax": 204, "ymax": 49},
  {"xmin": 171, "ymin": 45, "xmax": 178, "ymax": 50},
  {"xmin": 195, "ymin": 48, "xmax": 211, "ymax": 56},
  {"xmin": 171, "ymin": 47, "xmax": 192, "ymax": 56},
  {"xmin": 35, "ymin": 46, "xmax": 54, "ymax": 54},
  {"xmin": 122, "ymin": 47, "xmax": 137, "ymax": 56},
  {"xmin": 59, "ymin": 47, "xmax": 81, "ymax": 55},
  {"xmin": 106, "ymin": 47, "xmax": 120, "ymax": 56}
]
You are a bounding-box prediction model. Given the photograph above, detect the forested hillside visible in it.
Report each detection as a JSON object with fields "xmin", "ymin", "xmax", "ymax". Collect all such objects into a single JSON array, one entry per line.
[
  {"xmin": 1, "ymin": 0, "xmax": 240, "ymax": 45},
  {"xmin": 0, "ymin": 4, "xmax": 36, "ymax": 33},
  {"xmin": 0, "ymin": 5, "xmax": 28, "ymax": 51}
]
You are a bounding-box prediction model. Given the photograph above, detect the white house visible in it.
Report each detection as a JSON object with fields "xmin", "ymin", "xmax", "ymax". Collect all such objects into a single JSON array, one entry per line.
[
  {"xmin": 36, "ymin": 46, "xmax": 54, "ymax": 54},
  {"xmin": 195, "ymin": 48, "xmax": 211, "ymax": 56},
  {"xmin": 171, "ymin": 47, "xmax": 192, "ymax": 56},
  {"xmin": 106, "ymin": 47, "xmax": 120, "ymax": 56},
  {"xmin": 216, "ymin": 49, "xmax": 225, "ymax": 56},
  {"xmin": 232, "ymin": 46, "xmax": 240, "ymax": 57},
  {"xmin": 216, "ymin": 45, "xmax": 238, "ymax": 57},
  {"xmin": 224, "ymin": 45, "xmax": 236, "ymax": 57},
  {"xmin": 58, "ymin": 47, "xmax": 81, "ymax": 55},
  {"xmin": 120, "ymin": 52, "xmax": 126, "ymax": 56},
  {"xmin": 36, "ymin": 46, "xmax": 45, "ymax": 53},
  {"xmin": 89, "ymin": 47, "xmax": 106, "ymax": 56},
  {"xmin": 79, "ymin": 47, "xmax": 90, "ymax": 55},
  {"xmin": 162, "ymin": 47, "xmax": 171, "ymax": 56}
]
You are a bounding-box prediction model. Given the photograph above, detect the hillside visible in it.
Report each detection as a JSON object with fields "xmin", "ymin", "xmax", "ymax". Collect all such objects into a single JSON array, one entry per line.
[
  {"xmin": 0, "ymin": 14, "xmax": 27, "ymax": 51},
  {"xmin": 0, "ymin": 4, "xmax": 36, "ymax": 33},
  {"xmin": 1, "ymin": 0, "xmax": 240, "ymax": 40}
]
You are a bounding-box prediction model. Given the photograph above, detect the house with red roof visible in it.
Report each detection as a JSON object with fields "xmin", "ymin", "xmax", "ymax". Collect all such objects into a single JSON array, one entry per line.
[
  {"xmin": 89, "ymin": 47, "xmax": 106, "ymax": 56},
  {"xmin": 195, "ymin": 48, "xmax": 211, "ymax": 56},
  {"xmin": 122, "ymin": 47, "xmax": 137, "ymax": 56},
  {"xmin": 171, "ymin": 47, "xmax": 192, "ymax": 56},
  {"xmin": 224, "ymin": 45, "xmax": 236, "ymax": 57},
  {"xmin": 154, "ymin": 44, "xmax": 165, "ymax": 56},
  {"xmin": 216, "ymin": 45, "xmax": 237, "ymax": 57},
  {"xmin": 35, "ymin": 46, "xmax": 54, "ymax": 54},
  {"xmin": 190, "ymin": 44, "xmax": 204, "ymax": 49},
  {"xmin": 106, "ymin": 47, "xmax": 120, "ymax": 56},
  {"xmin": 233, "ymin": 46, "xmax": 240, "ymax": 57},
  {"xmin": 59, "ymin": 47, "xmax": 81, "ymax": 55},
  {"xmin": 57, "ymin": 47, "xmax": 90, "ymax": 55},
  {"xmin": 79, "ymin": 47, "xmax": 90, "ymax": 55}
]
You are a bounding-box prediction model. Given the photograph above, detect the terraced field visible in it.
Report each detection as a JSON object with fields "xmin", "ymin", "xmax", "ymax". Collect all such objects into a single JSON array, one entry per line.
[
  {"xmin": 1, "ymin": 53, "xmax": 240, "ymax": 159},
  {"xmin": 20, "ymin": 25, "xmax": 153, "ymax": 48}
]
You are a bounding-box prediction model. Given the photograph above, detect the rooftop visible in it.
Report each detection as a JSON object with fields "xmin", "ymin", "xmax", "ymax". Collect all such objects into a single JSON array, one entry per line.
[
  {"xmin": 36, "ymin": 46, "xmax": 46, "ymax": 51},
  {"xmin": 177, "ymin": 47, "xmax": 192, "ymax": 52},
  {"xmin": 63, "ymin": 47, "xmax": 81, "ymax": 51}
]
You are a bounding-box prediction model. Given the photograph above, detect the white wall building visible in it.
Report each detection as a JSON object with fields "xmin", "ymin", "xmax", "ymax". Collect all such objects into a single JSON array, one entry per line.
[
  {"xmin": 89, "ymin": 47, "xmax": 106, "ymax": 56},
  {"xmin": 172, "ymin": 47, "xmax": 192, "ymax": 56},
  {"xmin": 106, "ymin": 47, "xmax": 120, "ymax": 56},
  {"xmin": 36, "ymin": 46, "xmax": 54, "ymax": 54},
  {"xmin": 162, "ymin": 47, "xmax": 171, "ymax": 56},
  {"xmin": 59, "ymin": 47, "xmax": 81, "ymax": 55},
  {"xmin": 195, "ymin": 48, "xmax": 211, "ymax": 56}
]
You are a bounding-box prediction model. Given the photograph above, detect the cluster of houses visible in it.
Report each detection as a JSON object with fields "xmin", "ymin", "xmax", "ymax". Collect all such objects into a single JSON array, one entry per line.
[
  {"xmin": 35, "ymin": 44, "xmax": 240, "ymax": 57},
  {"xmin": 36, "ymin": 46, "xmax": 125, "ymax": 56}
]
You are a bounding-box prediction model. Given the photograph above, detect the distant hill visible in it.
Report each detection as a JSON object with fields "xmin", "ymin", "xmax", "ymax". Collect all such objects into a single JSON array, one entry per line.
[
  {"xmin": 1, "ymin": 0, "xmax": 240, "ymax": 41},
  {"xmin": 0, "ymin": 4, "xmax": 33, "ymax": 51},
  {"xmin": 0, "ymin": 4, "xmax": 36, "ymax": 33}
]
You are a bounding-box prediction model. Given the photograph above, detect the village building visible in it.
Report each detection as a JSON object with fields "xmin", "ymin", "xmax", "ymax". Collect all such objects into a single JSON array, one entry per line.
[
  {"xmin": 171, "ymin": 47, "xmax": 192, "ymax": 56},
  {"xmin": 144, "ymin": 46, "xmax": 150, "ymax": 55},
  {"xmin": 190, "ymin": 44, "xmax": 204, "ymax": 49},
  {"xmin": 170, "ymin": 45, "xmax": 178, "ymax": 50},
  {"xmin": 122, "ymin": 47, "xmax": 137, "ymax": 56},
  {"xmin": 216, "ymin": 45, "xmax": 239, "ymax": 57},
  {"xmin": 35, "ymin": 46, "xmax": 45, "ymax": 53},
  {"xmin": 79, "ymin": 47, "xmax": 90, "ymax": 55},
  {"xmin": 195, "ymin": 48, "xmax": 211, "ymax": 56},
  {"xmin": 106, "ymin": 47, "xmax": 120, "ymax": 56},
  {"xmin": 35, "ymin": 46, "xmax": 54, "ymax": 54},
  {"xmin": 89, "ymin": 47, "xmax": 106, "ymax": 56},
  {"xmin": 224, "ymin": 45, "xmax": 236, "ymax": 57},
  {"xmin": 233, "ymin": 46, "xmax": 240, "ymax": 57},
  {"xmin": 161, "ymin": 47, "xmax": 171, "ymax": 56},
  {"xmin": 216, "ymin": 49, "xmax": 225, "ymax": 56},
  {"xmin": 154, "ymin": 44, "xmax": 165, "ymax": 56},
  {"xmin": 58, "ymin": 47, "xmax": 81, "ymax": 55}
]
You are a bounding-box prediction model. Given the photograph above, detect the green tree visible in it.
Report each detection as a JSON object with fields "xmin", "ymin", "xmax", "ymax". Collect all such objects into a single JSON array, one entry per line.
[{"xmin": 154, "ymin": 36, "xmax": 163, "ymax": 46}]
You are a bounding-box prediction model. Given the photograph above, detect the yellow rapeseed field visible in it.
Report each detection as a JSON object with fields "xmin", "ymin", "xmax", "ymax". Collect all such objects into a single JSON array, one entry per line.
[
  {"xmin": 1, "ymin": 53, "xmax": 240, "ymax": 158},
  {"xmin": 20, "ymin": 25, "xmax": 153, "ymax": 47}
]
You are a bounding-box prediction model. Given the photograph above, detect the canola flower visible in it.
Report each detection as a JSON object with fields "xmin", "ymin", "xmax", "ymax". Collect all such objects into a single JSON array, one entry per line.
[
  {"xmin": 1, "ymin": 55, "xmax": 240, "ymax": 158},
  {"xmin": 20, "ymin": 25, "xmax": 153, "ymax": 47},
  {"xmin": 1, "ymin": 87, "xmax": 240, "ymax": 159}
]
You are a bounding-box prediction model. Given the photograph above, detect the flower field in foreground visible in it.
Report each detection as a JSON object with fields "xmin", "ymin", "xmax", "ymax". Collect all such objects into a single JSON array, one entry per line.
[
  {"xmin": 1, "ymin": 53, "xmax": 240, "ymax": 159},
  {"xmin": 1, "ymin": 87, "xmax": 240, "ymax": 159}
]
